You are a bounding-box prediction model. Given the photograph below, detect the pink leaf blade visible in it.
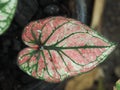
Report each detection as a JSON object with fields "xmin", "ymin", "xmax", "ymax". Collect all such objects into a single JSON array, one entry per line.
[{"xmin": 18, "ymin": 16, "xmax": 117, "ymax": 83}]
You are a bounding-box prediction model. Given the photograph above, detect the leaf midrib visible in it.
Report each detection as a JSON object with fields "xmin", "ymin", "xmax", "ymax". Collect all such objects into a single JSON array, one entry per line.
[{"xmin": 43, "ymin": 45, "xmax": 112, "ymax": 50}]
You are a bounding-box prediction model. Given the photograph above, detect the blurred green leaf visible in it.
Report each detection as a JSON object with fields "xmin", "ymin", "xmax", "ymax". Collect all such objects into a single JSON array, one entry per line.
[
  {"xmin": 0, "ymin": 0, "xmax": 17, "ymax": 35},
  {"xmin": 116, "ymin": 80, "xmax": 120, "ymax": 90}
]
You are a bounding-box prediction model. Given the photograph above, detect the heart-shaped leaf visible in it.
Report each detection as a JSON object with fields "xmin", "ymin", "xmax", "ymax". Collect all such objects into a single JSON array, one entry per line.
[
  {"xmin": 0, "ymin": 0, "xmax": 17, "ymax": 35},
  {"xmin": 18, "ymin": 16, "xmax": 116, "ymax": 82}
]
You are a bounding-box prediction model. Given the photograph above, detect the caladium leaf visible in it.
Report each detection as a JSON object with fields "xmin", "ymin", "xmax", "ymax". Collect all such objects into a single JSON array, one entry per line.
[
  {"xmin": 0, "ymin": 0, "xmax": 17, "ymax": 35},
  {"xmin": 18, "ymin": 16, "xmax": 116, "ymax": 82}
]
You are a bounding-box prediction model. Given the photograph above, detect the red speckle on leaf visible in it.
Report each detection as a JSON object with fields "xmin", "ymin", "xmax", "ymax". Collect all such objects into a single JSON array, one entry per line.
[
  {"xmin": 32, "ymin": 70, "xmax": 37, "ymax": 77},
  {"xmin": 18, "ymin": 48, "xmax": 32, "ymax": 65}
]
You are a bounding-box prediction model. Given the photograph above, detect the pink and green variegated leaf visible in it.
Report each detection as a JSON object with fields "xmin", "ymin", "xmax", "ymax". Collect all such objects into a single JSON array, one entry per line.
[
  {"xmin": 0, "ymin": 0, "xmax": 17, "ymax": 35},
  {"xmin": 18, "ymin": 16, "xmax": 116, "ymax": 83}
]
